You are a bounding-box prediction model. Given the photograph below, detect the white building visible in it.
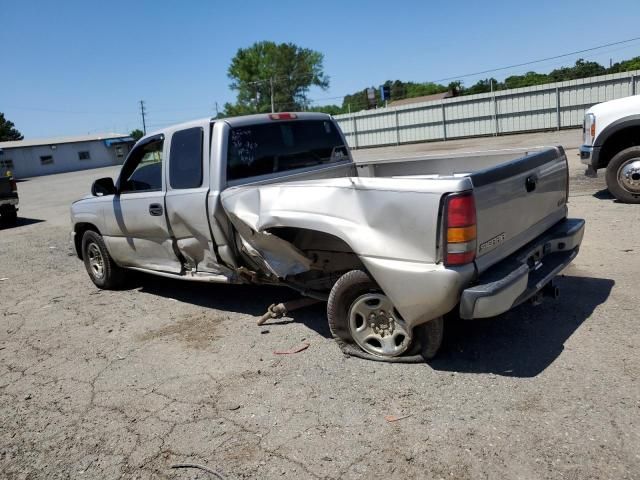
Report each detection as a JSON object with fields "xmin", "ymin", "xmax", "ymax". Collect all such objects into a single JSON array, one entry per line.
[{"xmin": 0, "ymin": 133, "xmax": 135, "ymax": 178}]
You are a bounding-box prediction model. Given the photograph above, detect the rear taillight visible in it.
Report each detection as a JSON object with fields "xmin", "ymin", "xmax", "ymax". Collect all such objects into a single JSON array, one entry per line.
[
  {"xmin": 444, "ymin": 192, "xmax": 477, "ymax": 266},
  {"xmin": 9, "ymin": 178, "xmax": 17, "ymax": 192}
]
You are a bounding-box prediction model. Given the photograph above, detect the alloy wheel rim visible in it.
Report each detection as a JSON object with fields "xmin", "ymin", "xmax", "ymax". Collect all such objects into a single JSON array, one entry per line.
[
  {"xmin": 348, "ymin": 293, "xmax": 411, "ymax": 357},
  {"xmin": 617, "ymin": 158, "xmax": 640, "ymax": 194},
  {"xmin": 87, "ymin": 243, "xmax": 105, "ymax": 279}
]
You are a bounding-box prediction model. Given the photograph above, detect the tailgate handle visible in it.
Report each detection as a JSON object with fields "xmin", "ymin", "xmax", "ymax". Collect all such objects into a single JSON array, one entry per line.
[{"xmin": 525, "ymin": 175, "xmax": 537, "ymax": 192}]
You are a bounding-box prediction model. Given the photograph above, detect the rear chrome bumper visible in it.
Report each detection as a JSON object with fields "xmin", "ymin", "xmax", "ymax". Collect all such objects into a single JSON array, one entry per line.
[{"xmin": 459, "ymin": 218, "xmax": 585, "ymax": 319}]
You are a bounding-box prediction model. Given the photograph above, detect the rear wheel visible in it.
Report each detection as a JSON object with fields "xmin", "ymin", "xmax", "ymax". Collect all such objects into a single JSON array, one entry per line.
[
  {"xmin": 0, "ymin": 205, "xmax": 17, "ymax": 225},
  {"xmin": 327, "ymin": 270, "xmax": 443, "ymax": 361},
  {"xmin": 605, "ymin": 146, "xmax": 640, "ymax": 203},
  {"xmin": 81, "ymin": 230, "xmax": 126, "ymax": 289}
]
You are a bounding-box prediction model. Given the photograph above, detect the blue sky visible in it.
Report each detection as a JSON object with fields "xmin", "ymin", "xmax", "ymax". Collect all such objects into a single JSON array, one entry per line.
[{"xmin": 2, "ymin": 0, "xmax": 640, "ymax": 138}]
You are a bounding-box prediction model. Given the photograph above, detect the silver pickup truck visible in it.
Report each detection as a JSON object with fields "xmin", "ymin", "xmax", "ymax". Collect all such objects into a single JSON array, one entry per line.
[{"xmin": 71, "ymin": 112, "xmax": 584, "ymax": 361}]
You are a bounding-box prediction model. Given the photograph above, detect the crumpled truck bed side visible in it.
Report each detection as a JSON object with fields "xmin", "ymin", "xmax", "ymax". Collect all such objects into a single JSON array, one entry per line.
[{"xmin": 220, "ymin": 176, "xmax": 475, "ymax": 327}]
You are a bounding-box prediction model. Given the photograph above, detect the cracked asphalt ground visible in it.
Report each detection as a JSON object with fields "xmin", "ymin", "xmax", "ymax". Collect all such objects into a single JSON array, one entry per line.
[{"xmin": 1, "ymin": 130, "xmax": 639, "ymax": 479}]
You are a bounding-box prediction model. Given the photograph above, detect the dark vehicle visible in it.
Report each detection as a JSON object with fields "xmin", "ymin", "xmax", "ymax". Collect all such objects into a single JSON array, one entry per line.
[{"xmin": 0, "ymin": 174, "xmax": 19, "ymax": 225}]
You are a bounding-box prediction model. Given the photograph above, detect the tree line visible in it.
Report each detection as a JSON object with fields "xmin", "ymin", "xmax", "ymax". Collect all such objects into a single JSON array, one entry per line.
[
  {"xmin": 318, "ymin": 56, "xmax": 640, "ymax": 114},
  {"xmin": 3, "ymin": 44, "xmax": 640, "ymax": 142}
]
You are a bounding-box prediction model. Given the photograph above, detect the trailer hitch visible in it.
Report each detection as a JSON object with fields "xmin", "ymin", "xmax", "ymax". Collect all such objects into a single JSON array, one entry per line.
[{"xmin": 529, "ymin": 281, "xmax": 560, "ymax": 306}]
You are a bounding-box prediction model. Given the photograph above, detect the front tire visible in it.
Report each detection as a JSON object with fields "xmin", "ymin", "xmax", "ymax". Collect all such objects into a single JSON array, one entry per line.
[
  {"xmin": 81, "ymin": 230, "xmax": 125, "ymax": 289},
  {"xmin": 327, "ymin": 270, "xmax": 443, "ymax": 361},
  {"xmin": 605, "ymin": 146, "xmax": 640, "ymax": 203}
]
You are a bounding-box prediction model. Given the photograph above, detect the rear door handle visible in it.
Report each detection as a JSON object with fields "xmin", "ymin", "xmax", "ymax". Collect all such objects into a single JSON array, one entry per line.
[{"xmin": 149, "ymin": 203, "xmax": 163, "ymax": 216}]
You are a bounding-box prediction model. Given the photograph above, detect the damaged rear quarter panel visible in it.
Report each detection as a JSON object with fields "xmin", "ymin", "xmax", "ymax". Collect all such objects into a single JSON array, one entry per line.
[
  {"xmin": 220, "ymin": 176, "xmax": 473, "ymax": 325},
  {"xmin": 220, "ymin": 176, "xmax": 449, "ymax": 263}
]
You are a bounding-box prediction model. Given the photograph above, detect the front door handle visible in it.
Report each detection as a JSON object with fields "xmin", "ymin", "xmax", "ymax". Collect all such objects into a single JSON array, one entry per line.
[{"xmin": 149, "ymin": 203, "xmax": 163, "ymax": 216}]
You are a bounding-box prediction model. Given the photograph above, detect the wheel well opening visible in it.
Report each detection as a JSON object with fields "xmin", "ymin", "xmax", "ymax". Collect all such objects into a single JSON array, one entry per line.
[
  {"xmin": 267, "ymin": 227, "xmax": 365, "ymax": 290},
  {"xmin": 74, "ymin": 223, "xmax": 100, "ymax": 259},
  {"xmin": 599, "ymin": 125, "xmax": 640, "ymax": 168}
]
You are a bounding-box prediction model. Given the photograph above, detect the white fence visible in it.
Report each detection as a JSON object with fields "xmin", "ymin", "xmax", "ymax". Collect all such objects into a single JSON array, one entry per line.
[{"xmin": 334, "ymin": 70, "xmax": 640, "ymax": 149}]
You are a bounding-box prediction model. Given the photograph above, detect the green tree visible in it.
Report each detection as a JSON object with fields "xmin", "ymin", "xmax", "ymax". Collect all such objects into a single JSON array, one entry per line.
[
  {"xmin": 503, "ymin": 71, "xmax": 549, "ymax": 89},
  {"xmin": 307, "ymin": 104, "xmax": 343, "ymax": 116},
  {"xmin": 608, "ymin": 56, "xmax": 640, "ymax": 73},
  {"xmin": 0, "ymin": 113, "xmax": 23, "ymax": 141},
  {"xmin": 224, "ymin": 41, "xmax": 329, "ymax": 115},
  {"xmin": 464, "ymin": 78, "xmax": 501, "ymax": 95},
  {"xmin": 129, "ymin": 129, "xmax": 144, "ymax": 141},
  {"xmin": 549, "ymin": 59, "xmax": 605, "ymax": 82}
]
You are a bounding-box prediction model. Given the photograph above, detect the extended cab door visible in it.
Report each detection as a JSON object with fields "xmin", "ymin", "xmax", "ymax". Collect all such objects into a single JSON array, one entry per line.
[
  {"xmin": 164, "ymin": 125, "xmax": 223, "ymax": 274},
  {"xmin": 103, "ymin": 135, "xmax": 182, "ymax": 273}
]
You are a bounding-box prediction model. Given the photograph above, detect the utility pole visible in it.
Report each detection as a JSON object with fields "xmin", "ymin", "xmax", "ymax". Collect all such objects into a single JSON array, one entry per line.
[
  {"xmin": 139, "ymin": 100, "xmax": 147, "ymax": 135},
  {"xmin": 214, "ymin": 102, "xmax": 219, "ymax": 118},
  {"xmin": 270, "ymin": 77, "xmax": 275, "ymax": 113}
]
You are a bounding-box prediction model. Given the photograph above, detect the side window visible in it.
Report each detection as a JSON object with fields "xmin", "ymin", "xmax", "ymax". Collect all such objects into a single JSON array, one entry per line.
[
  {"xmin": 169, "ymin": 127, "xmax": 203, "ymax": 189},
  {"xmin": 119, "ymin": 138, "xmax": 164, "ymax": 193}
]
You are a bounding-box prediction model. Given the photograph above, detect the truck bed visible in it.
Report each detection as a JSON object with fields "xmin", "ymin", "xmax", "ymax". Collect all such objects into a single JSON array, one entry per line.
[{"xmin": 354, "ymin": 146, "xmax": 569, "ymax": 273}]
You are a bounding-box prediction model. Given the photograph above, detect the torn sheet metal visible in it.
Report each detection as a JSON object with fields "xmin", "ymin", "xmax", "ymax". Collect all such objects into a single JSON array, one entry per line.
[{"xmin": 227, "ymin": 211, "xmax": 312, "ymax": 278}]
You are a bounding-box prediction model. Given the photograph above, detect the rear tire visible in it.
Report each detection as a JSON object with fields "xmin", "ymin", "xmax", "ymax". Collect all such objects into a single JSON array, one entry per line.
[
  {"xmin": 327, "ymin": 270, "xmax": 443, "ymax": 361},
  {"xmin": 0, "ymin": 205, "xmax": 17, "ymax": 225},
  {"xmin": 81, "ymin": 230, "xmax": 126, "ymax": 289},
  {"xmin": 605, "ymin": 146, "xmax": 640, "ymax": 203}
]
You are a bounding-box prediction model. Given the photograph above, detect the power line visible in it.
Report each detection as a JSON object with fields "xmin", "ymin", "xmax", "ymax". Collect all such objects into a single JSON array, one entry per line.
[
  {"xmin": 305, "ymin": 36, "xmax": 640, "ymax": 109},
  {"xmin": 430, "ymin": 35, "xmax": 640, "ymax": 83}
]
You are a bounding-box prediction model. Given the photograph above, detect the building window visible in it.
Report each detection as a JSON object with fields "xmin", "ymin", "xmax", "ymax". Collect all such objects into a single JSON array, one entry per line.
[
  {"xmin": 40, "ymin": 155, "xmax": 54, "ymax": 165},
  {"xmin": 0, "ymin": 159, "xmax": 14, "ymax": 170},
  {"xmin": 115, "ymin": 146, "xmax": 125, "ymax": 158},
  {"xmin": 78, "ymin": 151, "xmax": 91, "ymax": 160}
]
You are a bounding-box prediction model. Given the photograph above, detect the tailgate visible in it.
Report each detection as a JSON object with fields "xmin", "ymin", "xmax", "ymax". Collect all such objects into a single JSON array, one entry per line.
[{"xmin": 471, "ymin": 147, "xmax": 568, "ymax": 273}]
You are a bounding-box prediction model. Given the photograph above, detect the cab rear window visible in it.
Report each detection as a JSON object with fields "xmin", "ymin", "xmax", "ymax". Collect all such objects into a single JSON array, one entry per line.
[{"xmin": 226, "ymin": 120, "xmax": 348, "ymax": 181}]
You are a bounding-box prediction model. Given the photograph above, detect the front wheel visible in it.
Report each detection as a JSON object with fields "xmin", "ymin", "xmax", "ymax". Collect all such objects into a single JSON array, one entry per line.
[
  {"xmin": 327, "ymin": 270, "xmax": 443, "ymax": 362},
  {"xmin": 81, "ymin": 230, "xmax": 126, "ymax": 289},
  {"xmin": 605, "ymin": 146, "xmax": 640, "ymax": 203}
]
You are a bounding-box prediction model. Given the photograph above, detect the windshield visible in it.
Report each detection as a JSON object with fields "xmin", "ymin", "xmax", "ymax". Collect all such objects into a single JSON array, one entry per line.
[{"xmin": 226, "ymin": 120, "xmax": 348, "ymax": 181}]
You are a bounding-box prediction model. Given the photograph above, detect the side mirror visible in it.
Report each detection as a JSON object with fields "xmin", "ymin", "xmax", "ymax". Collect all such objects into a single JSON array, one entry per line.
[{"xmin": 91, "ymin": 177, "xmax": 116, "ymax": 196}]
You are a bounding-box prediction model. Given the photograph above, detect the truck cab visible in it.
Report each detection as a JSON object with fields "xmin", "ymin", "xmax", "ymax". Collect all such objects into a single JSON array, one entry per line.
[{"xmin": 580, "ymin": 94, "xmax": 640, "ymax": 203}]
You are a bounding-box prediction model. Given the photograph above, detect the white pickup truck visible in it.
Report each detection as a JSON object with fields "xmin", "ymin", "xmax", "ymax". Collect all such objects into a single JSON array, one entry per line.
[
  {"xmin": 580, "ymin": 94, "xmax": 640, "ymax": 203},
  {"xmin": 71, "ymin": 112, "xmax": 584, "ymax": 362}
]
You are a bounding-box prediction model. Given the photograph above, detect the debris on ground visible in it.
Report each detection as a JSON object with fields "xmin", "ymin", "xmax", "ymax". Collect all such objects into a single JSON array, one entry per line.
[
  {"xmin": 257, "ymin": 298, "xmax": 321, "ymax": 326},
  {"xmin": 384, "ymin": 414, "xmax": 412, "ymax": 423},
  {"xmin": 273, "ymin": 342, "xmax": 310, "ymax": 355}
]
